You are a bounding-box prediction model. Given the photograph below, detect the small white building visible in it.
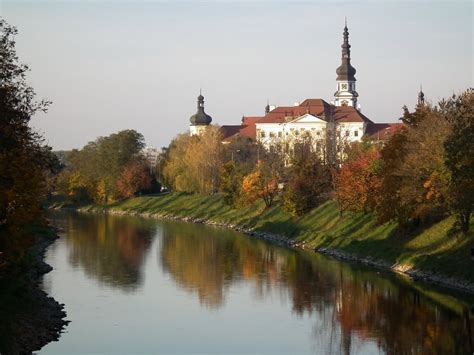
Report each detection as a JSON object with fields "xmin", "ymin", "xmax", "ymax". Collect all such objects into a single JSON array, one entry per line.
[{"xmin": 142, "ymin": 147, "xmax": 160, "ymax": 171}]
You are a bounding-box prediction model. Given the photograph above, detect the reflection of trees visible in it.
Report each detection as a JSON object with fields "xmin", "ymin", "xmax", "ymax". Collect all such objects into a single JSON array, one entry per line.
[
  {"xmin": 63, "ymin": 212, "xmax": 155, "ymax": 291},
  {"xmin": 159, "ymin": 221, "xmax": 473, "ymax": 354},
  {"xmin": 160, "ymin": 222, "xmax": 287, "ymax": 307}
]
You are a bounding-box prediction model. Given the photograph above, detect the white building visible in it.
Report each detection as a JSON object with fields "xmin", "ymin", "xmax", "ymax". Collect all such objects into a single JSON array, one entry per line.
[{"xmin": 142, "ymin": 146, "xmax": 160, "ymax": 172}]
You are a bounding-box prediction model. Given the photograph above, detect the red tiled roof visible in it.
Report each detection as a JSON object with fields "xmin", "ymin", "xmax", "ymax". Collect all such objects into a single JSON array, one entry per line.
[
  {"xmin": 333, "ymin": 106, "xmax": 373, "ymax": 124},
  {"xmin": 222, "ymin": 98, "xmax": 381, "ymax": 141},
  {"xmin": 255, "ymin": 98, "xmax": 371, "ymax": 124},
  {"xmin": 365, "ymin": 123, "xmax": 405, "ymax": 140},
  {"xmin": 221, "ymin": 116, "xmax": 261, "ymax": 141},
  {"xmin": 221, "ymin": 125, "xmax": 242, "ymax": 140}
]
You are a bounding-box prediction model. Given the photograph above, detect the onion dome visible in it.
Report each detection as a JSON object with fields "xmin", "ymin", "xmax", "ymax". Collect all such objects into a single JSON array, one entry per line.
[
  {"xmin": 336, "ymin": 22, "xmax": 357, "ymax": 81},
  {"xmin": 190, "ymin": 92, "xmax": 212, "ymax": 125}
]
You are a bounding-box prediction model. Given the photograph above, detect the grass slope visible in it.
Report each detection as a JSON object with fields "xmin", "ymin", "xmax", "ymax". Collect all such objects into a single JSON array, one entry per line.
[{"xmin": 76, "ymin": 192, "xmax": 474, "ymax": 285}]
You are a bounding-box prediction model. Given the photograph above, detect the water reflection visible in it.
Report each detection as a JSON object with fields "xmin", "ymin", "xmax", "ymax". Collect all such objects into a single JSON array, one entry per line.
[
  {"xmin": 158, "ymin": 220, "xmax": 473, "ymax": 354},
  {"xmin": 49, "ymin": 211, "xmax": 473, "ymax": 354},
  {"xmin": 49, "ymin": 212, "xmax": 155, "ymax": 291}
]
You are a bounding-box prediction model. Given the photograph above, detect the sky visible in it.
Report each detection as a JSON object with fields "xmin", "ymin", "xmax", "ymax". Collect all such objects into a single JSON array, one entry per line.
[{"xmin": 1, "ymin": 0, "xmax": 472, "ymax": 150}]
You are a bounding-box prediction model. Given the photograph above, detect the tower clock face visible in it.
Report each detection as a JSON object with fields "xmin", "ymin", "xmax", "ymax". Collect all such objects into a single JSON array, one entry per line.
[{"xmin": 341, "ymin": 83, "xmax": 347, "ymax": 90}]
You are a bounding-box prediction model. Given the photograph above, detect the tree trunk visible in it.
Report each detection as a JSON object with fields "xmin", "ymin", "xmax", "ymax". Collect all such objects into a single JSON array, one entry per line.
[{"xmin": 460, "ymin": 210, "xmax": 471, "ymax": 235}]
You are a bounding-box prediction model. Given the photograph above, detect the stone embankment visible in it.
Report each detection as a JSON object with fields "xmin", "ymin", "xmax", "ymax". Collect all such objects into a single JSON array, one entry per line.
[{"xmin": 77, "ymin": 206, "xmax": 474, "ymax": 294}]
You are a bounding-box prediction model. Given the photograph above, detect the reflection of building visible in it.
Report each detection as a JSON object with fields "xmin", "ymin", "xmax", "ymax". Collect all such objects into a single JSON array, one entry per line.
[{"xmin": 216, "ymin": 23, "xmax": 403, "ymax": 145}]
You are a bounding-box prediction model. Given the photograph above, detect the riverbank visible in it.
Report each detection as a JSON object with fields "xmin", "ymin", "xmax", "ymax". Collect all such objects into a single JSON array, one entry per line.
[
  {"xmin": 52, "ymin": 192, "xmax": 474, "ymax": 293},
  {"xmin": 0, "ymin": 226, "xmax": 69, "ymax": 354}
]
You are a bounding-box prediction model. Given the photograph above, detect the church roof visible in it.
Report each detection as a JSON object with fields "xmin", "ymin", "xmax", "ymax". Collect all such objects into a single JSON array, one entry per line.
[
  {"xmin": 255, "ymin": 99, "xmax": 372, "ymax": 125},
  {"xmin": 221, "ymin": 116, "xmax": 261, "ymax": 141},
  {"xmin": 333, "ymin": 106, "xmax": 373, "ymax": 124},
  {"xmin": 365, "ymin": 123, "xmax": 405, "ymax": 140}
]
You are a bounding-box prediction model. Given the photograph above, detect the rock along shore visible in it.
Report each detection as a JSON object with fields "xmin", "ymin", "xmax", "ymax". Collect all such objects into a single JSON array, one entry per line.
[
  {"xmin": 73, "ymin": 206, "xmax": 474, "ymax": 294},
  {"xmin": 0, "ymin": 228, "xmax": 69, "ymax": 354}
]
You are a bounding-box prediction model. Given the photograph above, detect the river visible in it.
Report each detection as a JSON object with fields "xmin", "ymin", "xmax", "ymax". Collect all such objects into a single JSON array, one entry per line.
[{"xmin": 36, "ymin": 211, "xmax": 473, "ymax": 354}]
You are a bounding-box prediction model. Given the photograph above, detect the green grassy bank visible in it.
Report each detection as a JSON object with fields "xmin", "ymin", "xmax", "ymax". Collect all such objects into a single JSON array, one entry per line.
[{"xmin": 54, "ymin": 192, "xmax": 474, "ymax": 290}]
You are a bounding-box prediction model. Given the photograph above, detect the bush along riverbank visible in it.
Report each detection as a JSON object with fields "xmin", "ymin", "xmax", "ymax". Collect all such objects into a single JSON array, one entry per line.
[
  {"xmin": 0, "ymin": 225, "xmax": 69, "ymax": 354},
  {"xmin": 52, "ymin": 192, "xmax": 474, "ymax": 293}
]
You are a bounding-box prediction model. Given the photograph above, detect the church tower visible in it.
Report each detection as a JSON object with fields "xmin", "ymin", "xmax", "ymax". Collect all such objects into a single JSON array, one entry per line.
[
  {"xmin": 334, "ymin": 20, "xmax": 359, "ymax": 108},
  {"xmin": 418, "ymin": 85, "xmax": 425, "ymax": 106},
  {"xmin": 189, "ymin": 91, "xmax": 213, "ymax": 136}
]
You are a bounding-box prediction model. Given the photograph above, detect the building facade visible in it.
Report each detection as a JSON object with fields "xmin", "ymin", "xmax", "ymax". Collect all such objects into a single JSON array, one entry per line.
[{"xmin": 189, "ymin": 23, "xmax": 404, "ymax": 146}]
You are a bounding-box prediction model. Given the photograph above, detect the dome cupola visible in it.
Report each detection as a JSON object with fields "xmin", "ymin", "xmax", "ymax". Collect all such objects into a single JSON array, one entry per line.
[{"xmin": 190, "ymin": 91, "xmax": 212, "ymax": 126}]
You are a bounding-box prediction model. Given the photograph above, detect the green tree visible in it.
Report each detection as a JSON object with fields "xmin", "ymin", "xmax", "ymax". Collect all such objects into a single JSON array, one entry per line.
[
  {"xmin": 63, "ymin": 129, "xmax": 145, "ymax": 202},
  {"xmin": 219, "ymin": 161, "xmax": 244, "ymax": 206},
  {"xmin": 284, "ymin": 140, "xmax": 330, "ymax": 216}
]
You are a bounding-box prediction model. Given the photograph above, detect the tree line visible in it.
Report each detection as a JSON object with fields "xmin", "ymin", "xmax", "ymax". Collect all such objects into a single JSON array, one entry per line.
[
  {"xmin": 55, "ymin": 130, "xmax": 158, "ymax": 204},
  {"xmin": 161, "ymin": 89, "xmax": 473, "ymax": 234}
]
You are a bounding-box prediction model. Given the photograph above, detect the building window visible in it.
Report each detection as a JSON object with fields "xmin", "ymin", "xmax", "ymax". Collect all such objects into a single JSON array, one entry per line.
[
  {"xmin": 354, "ymin": 130, "xmax": 358, "ymax": 137},
  {"xmin": 345, "ymin": 130, "xmax": 350, "ymax": 137},
  {"xmin": 269, "ymin": 132, "xmax": 275, "ymax": 138},
  {"xmin": 261, "ymin": 130, "xmax": 265, "ymax": 138},
  {"xmin": 278, "ymin": 132, "xmax": 282, "ymax": 138}
]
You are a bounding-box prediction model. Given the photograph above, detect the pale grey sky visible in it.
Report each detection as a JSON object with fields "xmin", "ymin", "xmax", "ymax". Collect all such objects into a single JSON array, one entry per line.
[{"xmin": 1, "ymin": 0, "xmax": 472, "ymax": 150}]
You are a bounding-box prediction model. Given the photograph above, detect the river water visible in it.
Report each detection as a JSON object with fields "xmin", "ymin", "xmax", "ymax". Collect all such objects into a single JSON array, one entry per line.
[{"xmin": 38, "ymin": 211, "xmax": 473, "ymax": 354}]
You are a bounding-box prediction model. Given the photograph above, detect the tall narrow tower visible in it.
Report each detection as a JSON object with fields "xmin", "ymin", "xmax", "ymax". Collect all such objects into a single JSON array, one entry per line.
[
  {"xmin": 418, "ymin": 85, "xmax": 425, "ymax": 106},
  {"xmin": 334, "ymin": 20, "xmax": 359, "ymax": 108}
]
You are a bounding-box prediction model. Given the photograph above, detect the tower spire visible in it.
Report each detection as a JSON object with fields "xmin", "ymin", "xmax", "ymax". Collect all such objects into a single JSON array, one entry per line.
[{"xmin": 334, "ymin": 20, "xmax": 359, "ymax": 108}]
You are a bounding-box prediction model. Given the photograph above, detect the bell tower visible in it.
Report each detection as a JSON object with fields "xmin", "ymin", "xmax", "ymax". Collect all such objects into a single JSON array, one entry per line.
[{"xmin": 334, "ymin": 20, "xmax": 359, "ymax": 109}]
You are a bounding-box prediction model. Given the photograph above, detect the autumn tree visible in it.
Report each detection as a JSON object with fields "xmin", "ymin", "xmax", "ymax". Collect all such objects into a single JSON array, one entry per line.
[
  {"xmin": 116, "ymin": 160, "xmax": 152, "ymax": 199},
  {"xmin": 443, "ymin": 89, "xmax": 474, "ymax": 234},
  {"xmin": 374, "ymin": 99, "xmax": 459, "ymax": 230},
  {"xmin": 335, "ymin": 147, "xmax": 381, "ymax": 214},
  {"xmin": 163, "ymin": 126, "xmax": 224, "ymax": 194},
  {"xmin": 0, "ymin": 19, "xmax": 57, "ymax": 264},
  {"xmin": 241, "ymin": 161, "xmax": 279, "ymax": 208}
]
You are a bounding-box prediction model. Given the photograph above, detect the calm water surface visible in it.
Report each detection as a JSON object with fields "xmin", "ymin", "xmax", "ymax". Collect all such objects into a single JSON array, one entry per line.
[{"xmin": 39, "ymin": 211, "xmax": 474, "ymax": 354}]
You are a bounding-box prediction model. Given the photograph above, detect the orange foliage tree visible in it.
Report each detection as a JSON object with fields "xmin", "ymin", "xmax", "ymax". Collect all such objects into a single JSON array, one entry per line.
[
  {"xmin": 335, "ymin": 147, "xmax": 381, "ymax": 214},
  {"xmin": 241, "ymin": 161, "xmax": 278, "ymax": 208},
  {"xmin": 116, "ymin": 161, "xmax": 152, "ymax": 199}
]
